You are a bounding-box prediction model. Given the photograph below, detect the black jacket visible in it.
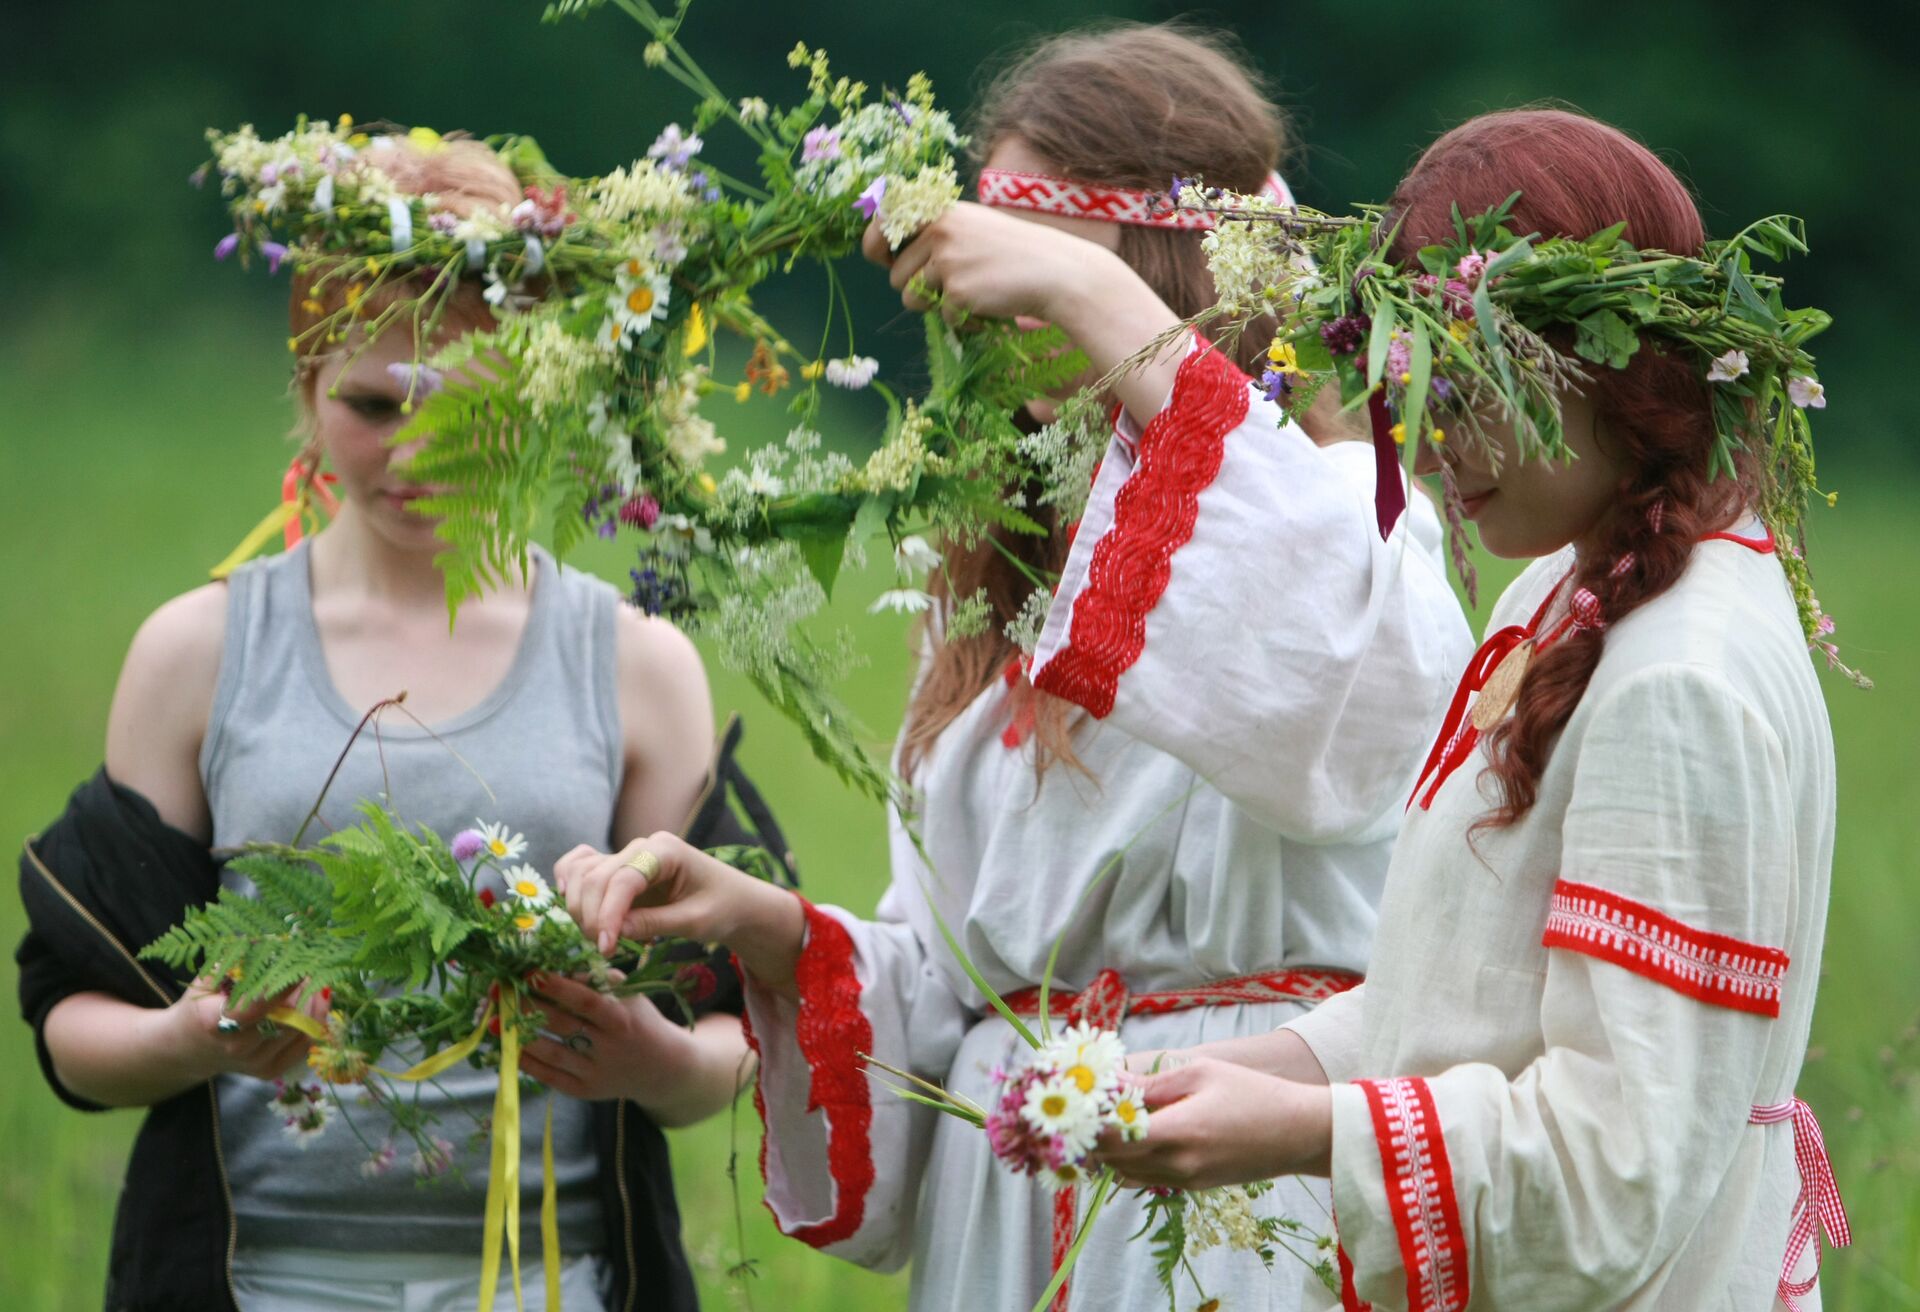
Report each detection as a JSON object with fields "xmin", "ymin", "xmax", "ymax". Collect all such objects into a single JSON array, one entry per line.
[{"xmin": 16, "ymin": 716, "xmax": 792, "ymax": 1312}]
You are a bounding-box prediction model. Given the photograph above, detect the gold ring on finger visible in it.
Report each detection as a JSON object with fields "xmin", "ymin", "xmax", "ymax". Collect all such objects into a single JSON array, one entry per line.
[{"xmin": 623, "ymin": 850, "xmax": 662, "ymax": 883}]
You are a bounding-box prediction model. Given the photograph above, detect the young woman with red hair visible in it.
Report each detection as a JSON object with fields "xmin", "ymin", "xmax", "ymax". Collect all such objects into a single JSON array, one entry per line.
[{"xmin": 1092, "ymin": 109, "xmax": 1848, "ymax": 1312}]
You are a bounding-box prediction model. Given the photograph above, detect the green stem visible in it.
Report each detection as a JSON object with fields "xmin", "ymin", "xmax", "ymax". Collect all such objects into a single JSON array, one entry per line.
[{"xmin": 1026, "ymin": 1170, "xmax": 1118, "ymax": 1312}]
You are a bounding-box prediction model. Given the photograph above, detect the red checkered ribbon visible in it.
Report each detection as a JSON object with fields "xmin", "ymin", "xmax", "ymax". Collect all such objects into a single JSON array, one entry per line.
[
  {"xmin": 1002, "ymin": 964, "xmax": 1360, "ymax": 1311},
  {"xmin": 1750, "ymin": 1098, "xmax": 1851, "ymax": 1311},
  {"xmin": 978, "ymin": 168, "xmax": 1294, "ymax": 230}
]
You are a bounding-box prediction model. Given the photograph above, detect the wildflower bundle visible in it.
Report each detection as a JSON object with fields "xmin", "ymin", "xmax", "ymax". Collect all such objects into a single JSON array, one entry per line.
[{"xmin": 143, "ymin": 799, "xmax": 781, "ymax": 1310}]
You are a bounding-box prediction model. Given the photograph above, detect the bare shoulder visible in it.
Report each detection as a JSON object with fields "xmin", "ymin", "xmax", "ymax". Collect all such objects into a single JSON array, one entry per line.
[
  {"xmin": 608, "ymin": 607, "xmax": 715, "ymax": 838},
  {"xmin": 105, "ymin": 583, "xmax": 228, "ymax": 837},
  {"xmin": 612, "ymin": 607, "xmax": 711, "ymax": 717}
]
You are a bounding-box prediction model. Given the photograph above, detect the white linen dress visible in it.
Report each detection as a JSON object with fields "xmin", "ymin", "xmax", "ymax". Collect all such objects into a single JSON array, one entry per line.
[
  {"xmin": 1286, "ymin": 526, "xmax": 1845, "ymax": 1312},
  {"xmin": 741, "ymin": 341, "xmax": 1475, "ymax": 1311}
]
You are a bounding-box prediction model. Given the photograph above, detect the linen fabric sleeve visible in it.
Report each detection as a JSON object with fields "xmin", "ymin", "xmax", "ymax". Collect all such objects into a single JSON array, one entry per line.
[
  {"xmin": 739, "ymin": 883, "xmax": 972, "ymax": 1272},
  {"xmin": 1279, "ymin": 981, "xmax": 1370, "ymax": 1085},
  {"xmin": 1330, "ymin": 667, "xmax": 1799, "ymax": 1311},
  {"xmin": 1030, "ymin": 342, "xmax": 1472, "ymax": 844}
]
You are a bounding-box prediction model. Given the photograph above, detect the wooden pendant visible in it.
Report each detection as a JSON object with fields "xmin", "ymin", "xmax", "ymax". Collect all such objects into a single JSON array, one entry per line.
[{"xmin": 1471, "ymin": 641, "xmax": 1533, "ymax": 731}]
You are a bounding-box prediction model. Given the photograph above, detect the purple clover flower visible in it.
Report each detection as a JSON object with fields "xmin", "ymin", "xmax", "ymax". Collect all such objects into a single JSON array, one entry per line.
[
  {"xmin": 1320, "ymin": 313, "xmax": 1369, "ymax": 356},
  {"xmin": 450, "ymin": 829, "xmax": 485, "ymax": 861},
  {"xmin": 801, "ymin": 126, "xmax": 842, "ymax": 164},
  {"xmin": 618, "ymin": 494, "xmax": 662, "ymax": 530}
]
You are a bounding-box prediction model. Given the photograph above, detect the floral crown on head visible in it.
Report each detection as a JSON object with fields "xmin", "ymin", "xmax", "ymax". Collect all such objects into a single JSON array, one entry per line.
[{"xmin": 1170, "ymin": 185, "xmax": 1851, "ymax": 676}]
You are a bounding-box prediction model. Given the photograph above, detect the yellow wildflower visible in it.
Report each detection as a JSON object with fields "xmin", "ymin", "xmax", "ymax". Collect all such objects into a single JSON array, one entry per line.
[
  {"xmin": 697, "ymin": 473, "xmax": 717, "ymax": 494},
  {"xmin": 1449, "ymin": 320, "xmax": 1472, "ymax": 344},
  {"xmin": 801, "ymin": 360, "xmax": 825, "ymax": 381},
  {"xmin": 1390, "ymin": 422, "xmax": 1406, "ymax": 446},
  {"xmin": 406, "ymin": 126, "xmax": 443, "ymax": 153},
  {"xmin": 682, "ymin": 303, "xmax": 709, "ymax": 357},
  {"xmin": 733, "ymin": 381, "xmax": 752, "ymax": 403}
]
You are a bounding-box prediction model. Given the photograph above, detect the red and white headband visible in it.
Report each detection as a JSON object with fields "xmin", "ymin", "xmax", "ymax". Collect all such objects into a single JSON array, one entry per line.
[{"xmin": 977, "ymin": 168, "xmax": 1294, "ymax": 230}]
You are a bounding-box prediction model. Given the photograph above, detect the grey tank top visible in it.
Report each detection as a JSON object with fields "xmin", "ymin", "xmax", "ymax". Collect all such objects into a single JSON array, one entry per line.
[{"xmin": 202, "ymin": 540, "xmax": 617, "ymax": 1254}]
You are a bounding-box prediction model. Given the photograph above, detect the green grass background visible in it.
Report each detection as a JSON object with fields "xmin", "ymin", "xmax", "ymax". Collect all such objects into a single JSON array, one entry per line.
[{"xmin": 3, "ymin": 310, "xmax": 1916, "ymax": 1309}]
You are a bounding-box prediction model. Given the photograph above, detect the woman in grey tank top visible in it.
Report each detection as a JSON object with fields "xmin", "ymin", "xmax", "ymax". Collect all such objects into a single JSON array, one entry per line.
[{"xmin": 40, "ymin": 132, "xmax": 749, "ymax": 1312}]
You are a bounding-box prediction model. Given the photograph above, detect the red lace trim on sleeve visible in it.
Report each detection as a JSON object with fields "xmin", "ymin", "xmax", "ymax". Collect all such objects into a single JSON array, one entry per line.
[
  {"xmin": 1542, "ymin": 879, "xmax": 1789, "ymax": 1017},
  {"xmin": 1030, "ymin": 337, "xmax": 1250, "ymax": 717},
  {"xmin": 1354, "ymin": 1076, "xmax": 1468, "ymax": 1312},
  {"xmin": 736, "ymin": 899, "xmax": 875, "ymax": 1249}
]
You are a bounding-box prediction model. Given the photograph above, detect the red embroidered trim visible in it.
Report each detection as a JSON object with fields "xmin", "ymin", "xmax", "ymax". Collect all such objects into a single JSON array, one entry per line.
[
  {"xmin": 1003, "ymin": 965, "xmax": 1360, "ymax": 1025},
  {"xmin": 737, "ymin": 900, "xmax": 876, "ymax": 1249},
  {"xmin": 1542, "ymin": 880, "xmax": 1789, "ymax": 1017},
  {"xmin": 977, "ymin": 169, "xmax": 1294, "ymax": 230},
  {"xmin": 1337, "ymin": 1239, "xmax": 1372, "ymax": 1312},
  {"xmin": 1355, "ymin": 1077, "xmax": 1469, "ymax": 1312},
  {"xmin": 1031, "ymin": 340, "xmax": 1250, "ymax": 717}
]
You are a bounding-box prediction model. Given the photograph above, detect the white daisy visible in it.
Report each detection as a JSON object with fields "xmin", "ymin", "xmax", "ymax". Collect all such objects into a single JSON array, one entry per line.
[
  {"xmin": 1107, "ymin": 1088, "xmax": 1150, "ymax": 1142},
  {"xmin": 505, "ymin": 866, "xmax": 552, "ymax": 908},
  {"xmin": 1021, "ymin": 1075, "xmax": 1098, "ymax": 1151},
  {"xmin": 511, "ymin": 909, "xmax": 543, "ymax": 940},
  {"xmin": 1049, "ymin": 1024, "xmax": 1126, "ymax": 1096},
  {"xmin": 869, "ymin": 588, "xmax": 933, "ymax": 616},
  {"xmin": 611, "ymin": 269, "xmax": 672, "ymax": 335},
  {"xmin": 475, "ymin": 820, "xmax": 527, "ymax": 863},
  {"xmin": 894, "ymin": 535, "xmax": 942, "ymax": 575}
]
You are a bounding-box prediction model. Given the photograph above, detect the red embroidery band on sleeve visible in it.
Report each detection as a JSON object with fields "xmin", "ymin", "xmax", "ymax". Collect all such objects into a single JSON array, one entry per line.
[
  {"xmin": 738, "ymin": 899, "xmax": 875, "ymax": 1249},
  {"xmin": 1354, "ymin": 1077, "xmax": 1468, "ymax": 1312},
  {"xmin": 1030, "ymin": 338, "xmax": 1250, "ymax": 717},
  {"xmin": 1542, "ymin": 879, "xmax": 1790, "ymax": 1018}
]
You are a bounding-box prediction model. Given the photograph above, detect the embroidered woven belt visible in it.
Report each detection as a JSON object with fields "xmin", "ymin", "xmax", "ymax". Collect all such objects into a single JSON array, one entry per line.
[
  {"xmin": 1750, "ymin": 1097, "xmax": 1851, "ymax": 1311},
  {"xmin": 1001, "ymin": 965, "xmax": 1361, "ymax": 1312}
]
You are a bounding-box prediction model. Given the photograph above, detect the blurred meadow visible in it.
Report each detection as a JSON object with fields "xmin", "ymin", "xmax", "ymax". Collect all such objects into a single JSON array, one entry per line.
[{"xmin": 3, "ymin": 0, "xmax": 1915, "ymax": 1307}]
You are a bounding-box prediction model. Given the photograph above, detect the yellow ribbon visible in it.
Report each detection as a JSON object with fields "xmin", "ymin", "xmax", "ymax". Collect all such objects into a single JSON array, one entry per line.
[
  {"xmin": 209, "ymin": 501, "xmax": 301, "ymax": 580},
  {"xmin": 268, "ymin": 994, "xmax": 565, "ymax": 1309}
]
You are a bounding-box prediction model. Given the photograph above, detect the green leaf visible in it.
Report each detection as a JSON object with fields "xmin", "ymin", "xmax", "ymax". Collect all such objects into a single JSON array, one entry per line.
[
  {"xmin": 1365, "ymin": 300, "xmax": 1396, "ymax": 389},
  {"xmin": 1573, "ymin": 308, "xmax": 1638, "ymax": 370},
  {"xmin": 795, "ymin": 533, "xmax": 845, "ymax": 598}
]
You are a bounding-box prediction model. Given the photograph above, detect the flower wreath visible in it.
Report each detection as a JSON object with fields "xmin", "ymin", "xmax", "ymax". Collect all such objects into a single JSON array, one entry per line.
[
  {"xmin": 1165, "ymin": 184, "xmax": 1858, "ymax": 679},
  {"xmin": 200, "ymin": 17, "xmax": 1101, "ymax": 800}
]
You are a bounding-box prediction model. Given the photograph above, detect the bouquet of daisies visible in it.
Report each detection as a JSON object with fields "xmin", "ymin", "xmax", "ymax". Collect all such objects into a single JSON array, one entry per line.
[{"xmin": 143, "ymin": 791, "xmax": 777, "ymax": 1308}]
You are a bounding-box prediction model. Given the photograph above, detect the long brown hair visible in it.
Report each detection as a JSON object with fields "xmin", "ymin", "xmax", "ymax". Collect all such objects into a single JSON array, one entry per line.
[
  {"xmin": 899, "ymin": 23, "xmax": 1292, "ymax": 778},
  {"xmin": 1387, "ymin": 108, "xmax": 1755, "ymax": 825}
]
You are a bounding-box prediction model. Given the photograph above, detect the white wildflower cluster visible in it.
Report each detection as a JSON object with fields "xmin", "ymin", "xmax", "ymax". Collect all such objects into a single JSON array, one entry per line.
[
  {"xmin": 985, "ymin": 1024, "xmax": 1146, "ymax": 1192},
  {"xmin": 1005, "ymin": 586, "xmax": 1053, "ymax": 656},
  {"xmin": 945, "ymin": 586, "xmax": 994, "ymax": 640},
  {"xmin": 1017, "ymin": 410, "xmax": 1105, "ymax": 523},
  {"xmin": 860, "ymin": 402, "xmax": 933, "ymax": 492},
  {"xmin": 776, "ymin": 426, "xmax": 856, "ymax": 495},
  {"xmin": 1185, "ymin": 1185, "xmax": 1272, "ymax": 1255},
  {"xmin": 710, "ymin": 575, "xmax": 827, "ymax": 684},
  {"xmin": 879, "ymin": 162, "xmax": 961, "ymax": 250},
  {"xmin": 520, "ymin": 316, "xmax": 607, "ymax": 415},
  {"xmin": 588, "ymin": 159, "xmax": 698, "ymax": 224},
  {"xmin": 656, "ymin": 366, "xmax": 725, "ymax": 468},
  {"xmin": 791, "ymin": 96, "xmax": 962, "ymax": 202},
  {"xmin": 1199, "ymin": 195, "xmax": 1302, "ymax": 313}
]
